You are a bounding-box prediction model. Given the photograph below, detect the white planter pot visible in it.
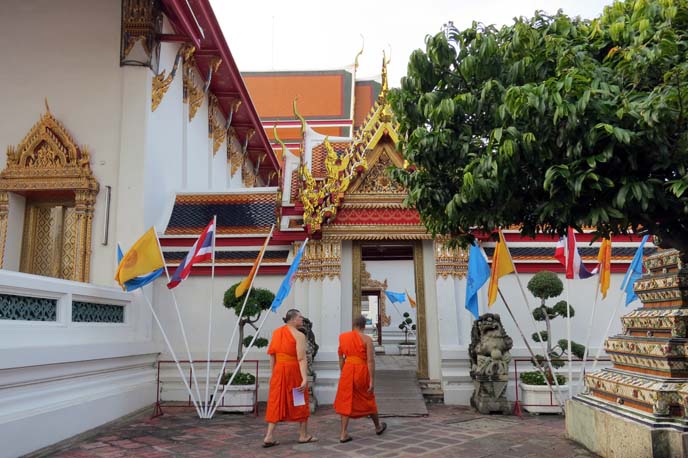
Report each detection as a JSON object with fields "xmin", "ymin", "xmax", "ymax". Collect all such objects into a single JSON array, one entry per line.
[
  {"xmin": 397, "ymin": 344, "xmax": 416, "ymax": 356},
  {"xmin": 215, "ymin": 384, "xmax": 256, "ymax": 413},
  {"xmin": 519, "ymin": 382, "xmax": 568, "ymax": 414}
]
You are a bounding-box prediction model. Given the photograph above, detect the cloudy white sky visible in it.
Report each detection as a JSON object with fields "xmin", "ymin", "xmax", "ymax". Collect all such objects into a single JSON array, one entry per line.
[{"xmin": 211, "ymin": 0, "xmax": 615, "ymax": 87}]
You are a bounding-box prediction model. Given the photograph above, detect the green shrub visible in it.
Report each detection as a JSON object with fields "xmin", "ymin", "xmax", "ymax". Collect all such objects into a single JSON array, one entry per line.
[
  {"xmin": 520, "ymin": 371, "xmax": 567, "ymax": 386},
  {"xmin": 220, "ymin": 371, "xmax": 256, "ymax": 386}
]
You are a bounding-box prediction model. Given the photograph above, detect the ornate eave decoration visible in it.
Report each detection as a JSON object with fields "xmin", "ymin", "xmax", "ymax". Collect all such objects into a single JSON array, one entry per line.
[
  {"xmin": 152, "ymin": 44, "xmax": 194, "ymax": 111},
  {"xmin": 183, "ymin": 56, "xmax": 204, "ymax": 121},
  {"xmin": 208, "ymin": 93, "xmax": 226, "ymax": 154},
  {"xmin": 294, "ymin": 240, "xmax": 342, "ymax": 280},
  {"xmin": 0, "ymin": 104, "xmax": 99, "ymax": 281},
  {"xmin": 227, "ymin": 127, "xmax": 242, "ymax": 176},
  {"xmin": 434, "ymin": 238, "xmax": 468, "ymax": 279},
  {"xmin": 120, "ymin": 0, "xmax": 162, "ymax": 71}
]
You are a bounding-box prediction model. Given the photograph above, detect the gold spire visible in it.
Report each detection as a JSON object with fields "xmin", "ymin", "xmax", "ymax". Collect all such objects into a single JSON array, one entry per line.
[
  {"xmin": 293, "ymin": 97, "xmax": 307, "ymax": 134},
  {"xmin": 273, "ymin": 123, "xmax": 288, "ymax": 161},
  {"xmin": 381, "ymin": 49, "xmax": 391, "ymax": 96}
]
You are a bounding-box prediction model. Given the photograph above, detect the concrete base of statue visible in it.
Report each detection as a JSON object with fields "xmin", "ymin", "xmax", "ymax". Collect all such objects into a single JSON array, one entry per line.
[
  {"xmin": 307, "ymin": 374, "xmax": 318, "ymax": 413},
  {"xmin": 566, "ymin": 398, "xmax": 688, "ymax": 458}
]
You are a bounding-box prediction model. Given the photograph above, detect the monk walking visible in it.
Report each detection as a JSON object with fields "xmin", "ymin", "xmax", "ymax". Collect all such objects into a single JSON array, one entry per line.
[
  {"xmin": 263, "ymin": 309, "xmax": 317, "ymax": 447},
  {"xmin": 333, "ymin": 315, "xmax": 387, "ymax": 442}
]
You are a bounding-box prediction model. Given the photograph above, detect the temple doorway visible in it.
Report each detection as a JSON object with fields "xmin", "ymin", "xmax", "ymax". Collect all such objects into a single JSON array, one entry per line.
[{"xmin": 353, "ymin": 241, "xmax": 427, "ymax": 379}]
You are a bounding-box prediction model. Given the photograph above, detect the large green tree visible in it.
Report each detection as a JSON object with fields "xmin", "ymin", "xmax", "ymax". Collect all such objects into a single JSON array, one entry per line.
[{"xmin": 390, "ymin": 0, "xmax": 688, "ymax": 252}]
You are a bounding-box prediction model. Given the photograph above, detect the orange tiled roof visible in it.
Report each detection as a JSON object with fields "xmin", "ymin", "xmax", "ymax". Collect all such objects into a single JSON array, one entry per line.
[{"xmin": 242, "ymin": 71, "xmax": 352, "ymax": 120}]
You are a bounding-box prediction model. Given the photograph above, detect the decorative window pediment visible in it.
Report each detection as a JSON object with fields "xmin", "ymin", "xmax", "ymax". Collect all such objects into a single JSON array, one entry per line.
[{"xmin": 0, "ymin": 103, "xmax": 99, "ymax": 282}]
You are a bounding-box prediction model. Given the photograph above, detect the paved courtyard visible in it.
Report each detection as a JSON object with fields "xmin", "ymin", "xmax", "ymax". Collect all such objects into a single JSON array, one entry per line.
[{"xmin": 32, "ymin": 404, "xmax": 597, "ymax": 457}]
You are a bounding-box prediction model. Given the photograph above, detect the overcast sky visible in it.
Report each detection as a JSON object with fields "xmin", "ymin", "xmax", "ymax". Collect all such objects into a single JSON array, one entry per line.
[{"xmin": 211, "ymin": 0, "xmax": 615, "ymax": 87}]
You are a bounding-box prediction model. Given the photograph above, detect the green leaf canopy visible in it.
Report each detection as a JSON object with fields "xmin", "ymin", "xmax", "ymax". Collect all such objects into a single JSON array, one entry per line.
[{"xmin": 390, "ymin": 0, "xmax": 688, "ymax": 252}]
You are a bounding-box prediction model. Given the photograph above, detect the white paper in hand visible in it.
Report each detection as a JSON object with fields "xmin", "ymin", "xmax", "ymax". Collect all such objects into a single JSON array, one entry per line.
[{"xmin": 292, "ymin": 387, "xmax": 306, "ymax": 407}]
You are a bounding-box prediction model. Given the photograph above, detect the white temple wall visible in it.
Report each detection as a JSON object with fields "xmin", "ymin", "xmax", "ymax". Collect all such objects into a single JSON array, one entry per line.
[
  {"xmin": 0, "ymin": 271, "xmax": 158, "ymax": 458},
  {"xmin": 0, "ymin": 0, "xmax": 129, "ymax": 286},
  {"xmin": 146, "ymin": 41, "xmax": 185, "ymax": 231}
]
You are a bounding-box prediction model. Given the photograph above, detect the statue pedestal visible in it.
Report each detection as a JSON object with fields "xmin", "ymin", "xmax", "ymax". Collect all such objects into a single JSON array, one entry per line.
[
  {"xmin": 568, "ymin": 250, "xmax": 688, "ymax": 457},
  {"xmin": 471, "ymin": 379, "xmax": 512, "ymax": 414},
  {"xmin": 307, "ymin": 374, "xmax": 318, "ymax": 413}
]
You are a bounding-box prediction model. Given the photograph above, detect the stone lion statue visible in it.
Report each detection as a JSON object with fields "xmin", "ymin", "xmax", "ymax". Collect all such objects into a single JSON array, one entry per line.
[
  {"xmin": 468, "ymin": 313, "xmax": 513, "ymax": 380},
  {"xmin": 298, "ymin": 317, "xmax": 319, "ymax": 376}
]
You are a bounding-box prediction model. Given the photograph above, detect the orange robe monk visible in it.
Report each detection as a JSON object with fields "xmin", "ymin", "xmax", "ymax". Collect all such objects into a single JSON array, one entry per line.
[
  {"xmin": 265, "ymin": 325, "xmax": 310, "ymax": 423},
  {"xmin": 334, "ymin": 330, "xmax": 378, "ymax": 418}
]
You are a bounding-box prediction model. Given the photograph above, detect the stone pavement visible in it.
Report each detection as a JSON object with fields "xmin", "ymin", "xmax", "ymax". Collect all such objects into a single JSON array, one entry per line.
[{"xmin": 33, "ymin": 404, "xmax": 598, "ymax": 458}]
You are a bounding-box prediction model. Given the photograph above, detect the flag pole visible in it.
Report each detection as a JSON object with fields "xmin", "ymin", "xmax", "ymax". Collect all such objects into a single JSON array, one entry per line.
[
  {"xmin": 202, "ymin": 215, "xmax": 218, "ymax": 417},
  {"xmin": 578, "ymin": 274, "xmax": 602, "ymax": 388},
  {"xmin": 207, "ymin": 238, "xmax": 308, "ymax": 419},
  {"xmin": 565, "ymin": 279, "xmax": 573, "ymax": 398},
  {"xmin": 141, "ymin": 292, "xmax": 204, "ymax": 417},
  {"xmin": 497, "ymin": 288, "xmax": 564, "ymax": 411},
  {"xmin": 206, "ymin": 224, "xmax": 275, "ymax": 416},
  {"xmin": 153, "ymin": 227, "xmax": 205, "ymax": 417}
]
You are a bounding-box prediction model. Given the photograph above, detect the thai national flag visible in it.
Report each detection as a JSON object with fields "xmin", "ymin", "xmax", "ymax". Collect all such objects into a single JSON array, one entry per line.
[
  {"xmin": 167, "ymin": 219, "xmax": 215, "ymax": 289},
  {"xmin": 554, "ymin": 227, "xmax": 595, "ymax": 280}
]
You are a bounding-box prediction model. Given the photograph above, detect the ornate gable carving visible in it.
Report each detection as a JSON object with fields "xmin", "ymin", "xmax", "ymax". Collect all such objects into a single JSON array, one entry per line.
[
  {"xmin": 1, "ymin": 106, "xmax": 98, "ymax": 193},
  {"xmin": 348, "ymin": 143, "xmax": 404, "ymax": 196}
]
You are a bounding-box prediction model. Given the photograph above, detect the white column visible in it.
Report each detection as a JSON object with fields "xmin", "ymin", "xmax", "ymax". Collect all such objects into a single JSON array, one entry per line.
[{"xmin": 422, "ymin": 240, "xmax": 442, "ymax": 380}]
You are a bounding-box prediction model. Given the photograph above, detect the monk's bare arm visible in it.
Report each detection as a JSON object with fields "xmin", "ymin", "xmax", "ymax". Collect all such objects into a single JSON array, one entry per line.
[
  {"xmin": 269, "ymin": 354, "xmax": 275, "ymax": 371},
  {"xmin": 338, "ymin": 354, "xmax": 345, "ymax": 371},
  {"xmin": 366, "ymin": 335, "xmax": 375, "ymax": 392},
  {"xmin": 295, "ymin": 332, "xmax": 308, "ymax": 391}
]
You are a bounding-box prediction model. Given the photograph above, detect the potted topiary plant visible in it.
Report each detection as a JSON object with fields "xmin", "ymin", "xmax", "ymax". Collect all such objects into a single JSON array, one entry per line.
[
  {"xmin": 216, "ymin": 370, "xmax": 257, "ymax": 413},
  {"xmin": 519, "ymin": 271, "xmax": 586, "ymax": 413},
  {"xmin": 397, "ymin": 312, "xmax": 417, "ymax": 356},
  {"xmin": 218, "ymin": 283, "xmax": 274, "ymax": 412}
]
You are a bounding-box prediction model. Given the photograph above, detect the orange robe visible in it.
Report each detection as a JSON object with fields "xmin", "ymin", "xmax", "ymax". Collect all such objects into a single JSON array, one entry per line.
[
  {"xmin": 333, "ymin": 331, "xmax": 378, "ymax": 418},
  {"xmin": 265, "ymin": 325, "xmax": 309, "ymax": 423}
]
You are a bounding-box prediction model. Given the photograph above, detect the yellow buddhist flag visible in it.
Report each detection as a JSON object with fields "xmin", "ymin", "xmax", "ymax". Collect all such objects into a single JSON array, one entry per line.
[
  {"xmin": 405, "ymin": 289, "xmax": 417, "ymax": 308},
  {"xmin": 487, "ymin": 231, "xmax": 515, "ymax": 306},
  {"xmin": 235, "ymin": 235, "xmax": 271, "ymax": 298},
  {"xmin": 115, "ymin": 227, "xmax": 165, "ymax": 289},
  {"xmin": 597, "ymin": 237, "xmax": 612, "ymax": 299}
]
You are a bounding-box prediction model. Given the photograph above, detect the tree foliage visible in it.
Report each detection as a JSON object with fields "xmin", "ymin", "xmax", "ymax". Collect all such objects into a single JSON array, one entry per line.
[{"xmin": 390, "ymin": 0, "xmax": 688, "ymax": 252}]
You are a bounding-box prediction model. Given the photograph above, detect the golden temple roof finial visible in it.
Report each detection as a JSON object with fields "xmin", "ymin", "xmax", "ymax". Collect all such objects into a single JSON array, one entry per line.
[
  {"xmin": 273, "ymin": 123, "xmax": 288, "ymax": 160},
  {"xmin": 381, "ymin": 48, "xmax": 391, "ymax": 95},
  {"xmin": 44, "ymin": 97, "xmax": 51, "ymax": 113},
  {"xmin": 354, "ymin": 35, "xmax": 364, "ymax": 73},
  {"xmin": 293, "ymin": 97, "xmax": 307, "ymax": 135}
]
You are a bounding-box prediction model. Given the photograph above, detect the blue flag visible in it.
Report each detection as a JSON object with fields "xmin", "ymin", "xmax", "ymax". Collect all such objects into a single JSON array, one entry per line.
[
  {"xmin": 465, "ymin": 242, "xmax": 490, "ymax": 320},
  {"xmin": 620, "ymin": 235, "xmax": 649, "ymax": 306},
  {"xmin": 384, "ymin": 290, "xmax": 407, "ymax": 304},
  {"xmin": 117, "ymin": 244, "xmax": 164, "ymax": 291},
  {"xmin": 271, "ymin": 240, "xmax": 308, "ymax": 312}
]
